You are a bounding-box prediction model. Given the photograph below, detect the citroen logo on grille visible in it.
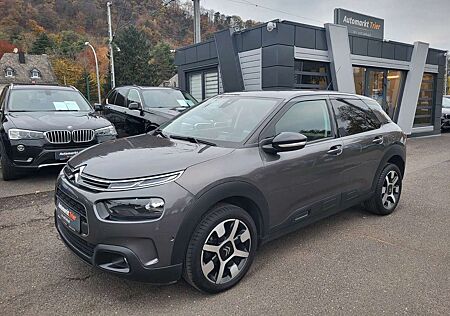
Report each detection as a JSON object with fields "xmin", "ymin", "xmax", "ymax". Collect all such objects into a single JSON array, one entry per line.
[{"xmin": 74, "ymin": 165, "xmax": 86, "ymax": 184}]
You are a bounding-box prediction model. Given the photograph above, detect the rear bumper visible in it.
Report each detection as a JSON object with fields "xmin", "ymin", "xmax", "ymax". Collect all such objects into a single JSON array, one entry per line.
[{"xmin": 56, "ymin": 217, "xmax": 183, "ymax": 284}]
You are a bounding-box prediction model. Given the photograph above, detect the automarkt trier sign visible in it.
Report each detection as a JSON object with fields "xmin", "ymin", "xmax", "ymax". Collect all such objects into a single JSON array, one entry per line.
[{"xmin": 334, "ymin": 8, "xmax": 384, "ymax": 39}]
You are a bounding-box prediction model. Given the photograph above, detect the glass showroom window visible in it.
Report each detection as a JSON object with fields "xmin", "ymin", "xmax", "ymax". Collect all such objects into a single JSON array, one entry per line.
[
  {"xmin": 414, "ymin": 73, "xmax": 435, "ymax": 126},
  {"xmin": 187, "ymin": 68, "xmax": 219, "ymax": 101},
  {"xmin": 353, "ymin": 66, "xmax": 405, "ymax": 120},
  {"xmin": 294, "ymin": 60, "xmax": 332, "ymax": 90}
]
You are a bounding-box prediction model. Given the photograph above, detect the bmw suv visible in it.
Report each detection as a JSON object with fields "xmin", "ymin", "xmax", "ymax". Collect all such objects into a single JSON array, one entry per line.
[
  {"xmin": 55, "ymin": 91, "xmax": 406, "ymax": 293},
  {"xmin": 0, "ymin": 84, "xmax": 116, "ymax": 180}
]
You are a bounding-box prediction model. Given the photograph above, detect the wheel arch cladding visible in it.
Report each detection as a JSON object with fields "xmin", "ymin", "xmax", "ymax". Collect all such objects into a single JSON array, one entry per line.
[
  {"xmin": 372, "ymin": 144, "xmax": 406, "ymax": 191},
  {"xmin": 171, "ymin": 181, "xmax": 270, "ymax": 265}
]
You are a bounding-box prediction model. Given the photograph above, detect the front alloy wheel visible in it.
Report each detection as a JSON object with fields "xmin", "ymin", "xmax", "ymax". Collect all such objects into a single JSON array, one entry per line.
[
  {"xmin": 184, "ymin": 204, "xmax": 257, "ymax": 293},
  {"xmin": 201, "ymin": 219, "xmax": 251, "ymax": 284}
]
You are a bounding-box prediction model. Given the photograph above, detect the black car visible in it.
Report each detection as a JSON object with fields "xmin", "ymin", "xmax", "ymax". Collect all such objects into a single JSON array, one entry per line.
[
  {"xmin": 55, "ymin": 91, "xmax": 406, "ymax": 293},
  {"xmin": 441, "ymin": 96, "xmax": 450, "ymax": 130},
  {"xmin": 102, "ymin": 86, "xmax": 197, "ymax": 137},
  {"xmin": 0, "ymin": 84, "xmax": 117, "ymax": 180}
]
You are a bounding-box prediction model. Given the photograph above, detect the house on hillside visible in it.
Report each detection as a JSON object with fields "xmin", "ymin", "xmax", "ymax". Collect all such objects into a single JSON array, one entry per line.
[{"xmin": 0, "ymin": 52, "xmax": 57, "ymax": 91}]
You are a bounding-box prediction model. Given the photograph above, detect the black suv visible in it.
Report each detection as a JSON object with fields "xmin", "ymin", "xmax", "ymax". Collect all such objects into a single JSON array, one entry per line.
[
  {"xmin": 102, "ymin": 86, "xmax": 197, "ymax": 137},
  {"xmin": 0, "ymin": 84, "xmax": 116, "ymax": 180},
  {"xmin": 55, "ymin": 91, "xmax": 406, "ymax": 293}
]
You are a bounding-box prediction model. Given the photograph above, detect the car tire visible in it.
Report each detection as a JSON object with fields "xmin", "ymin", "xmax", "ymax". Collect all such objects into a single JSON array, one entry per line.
[
  {"xmin": 184, "ymin": 203, "xmax": 257, "ymax": 293},
  {"xmin": 364, "ymin": 163, "xmax": 402, "ymax": 215},
  {"xmin": 0, "ymin": 151, "xmax": 19, "ymax": 181}
]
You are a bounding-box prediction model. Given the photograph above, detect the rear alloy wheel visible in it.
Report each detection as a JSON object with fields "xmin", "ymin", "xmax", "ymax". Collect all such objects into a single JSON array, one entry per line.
[
  {"xmin": 184, "ymin": 204, "xmax": 257, "ymax": 293},
  {"xmin": 364, "ymin": 163, "xmax": 402, "ymax": 215}
]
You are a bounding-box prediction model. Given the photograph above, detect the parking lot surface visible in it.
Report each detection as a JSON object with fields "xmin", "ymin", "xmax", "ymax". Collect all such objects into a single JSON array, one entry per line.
[{"xmin": 1, "ymin": 133, "xmax": 449, "ymax": 315}]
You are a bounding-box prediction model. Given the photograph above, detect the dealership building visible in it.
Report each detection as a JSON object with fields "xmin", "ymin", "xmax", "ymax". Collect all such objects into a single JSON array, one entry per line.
[{"xmin": 175, "ymin": 9, "xmax": 447, "ymax": 136}]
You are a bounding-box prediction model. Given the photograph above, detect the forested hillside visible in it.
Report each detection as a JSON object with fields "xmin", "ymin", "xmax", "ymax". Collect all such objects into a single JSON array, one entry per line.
[{"xmin": 0, "ymin": 0, "xmax": 257, "ymax": 99}]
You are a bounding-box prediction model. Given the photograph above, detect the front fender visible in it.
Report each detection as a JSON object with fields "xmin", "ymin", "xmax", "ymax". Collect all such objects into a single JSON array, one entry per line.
[{"xmin": 170, "ymin": 180, "xmax": 270, "ymax": 265}]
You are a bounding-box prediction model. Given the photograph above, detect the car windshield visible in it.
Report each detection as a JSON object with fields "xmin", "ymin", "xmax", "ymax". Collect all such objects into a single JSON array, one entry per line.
[
  {"xmin": 161, "ymin": 95, "xmax": 280, "ymax": 145},
  {"xmin": 142, "ymin": 89, "xmax": 197, "ymax": 109},
  {"xmin": 443, "ymin": 97, "xmax": 450, "ymax": 108},
  {"xmin": 8, "ymin": 89, "xmax": 92, "ymax": 112}
]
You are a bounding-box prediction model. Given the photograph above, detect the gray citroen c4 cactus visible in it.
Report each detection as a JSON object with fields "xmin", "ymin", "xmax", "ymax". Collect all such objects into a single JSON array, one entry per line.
[{"xmin": 55, "ymin": 91, "xmax": 406, "ymax": 293}]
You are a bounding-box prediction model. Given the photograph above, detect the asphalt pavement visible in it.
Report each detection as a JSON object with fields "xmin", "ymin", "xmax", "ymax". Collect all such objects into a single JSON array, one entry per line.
[{"xmin": 0, "ymin": 133, "xmax": 449, "ymax": 315}]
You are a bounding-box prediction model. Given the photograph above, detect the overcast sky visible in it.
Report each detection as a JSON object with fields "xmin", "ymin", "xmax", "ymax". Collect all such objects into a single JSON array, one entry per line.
[{"xmin": 200, "ymin": 0, "xmax": 450, "ymax": 51}]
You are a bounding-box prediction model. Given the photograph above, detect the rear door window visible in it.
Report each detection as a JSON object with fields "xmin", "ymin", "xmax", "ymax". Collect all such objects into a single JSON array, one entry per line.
[
  {"xmin": 362, "ymin": 98, "xmax": 392, "ymax": 124},
  {"xmin": 114, "ymin": 88, "xmax": 128, "ymax": 107},
  {"xmin": 331, "ymin": 98, "xmax": 381, "ymax": 137}
]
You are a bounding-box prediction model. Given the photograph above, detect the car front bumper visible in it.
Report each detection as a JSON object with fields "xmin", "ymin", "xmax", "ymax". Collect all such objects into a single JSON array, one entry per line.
[
  {"xmin": 441, "ymin": 117, "xmax": 450, "ymax": 129},
  {"xmin": 54, "ymin": 172, "xmax": 193, "ymax": 284},
  {"xmin": 2, "ymin": 136, "xmax": 116, "ymax": 170}
]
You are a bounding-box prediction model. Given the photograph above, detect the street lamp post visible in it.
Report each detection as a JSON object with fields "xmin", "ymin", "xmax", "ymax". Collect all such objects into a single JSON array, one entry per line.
[{"xmin": 84, "ymin": 42, "xmax": 102, "ymax": 104}]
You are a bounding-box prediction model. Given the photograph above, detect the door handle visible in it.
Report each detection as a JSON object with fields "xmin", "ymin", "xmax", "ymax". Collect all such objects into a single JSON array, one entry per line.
[
  {"xmin": 373, "ymin": 136, "xmax": 384, "ymax": 144},
  {"xmin": 327, "ymin": 145, "xmax": 343, "ymax": 156}
]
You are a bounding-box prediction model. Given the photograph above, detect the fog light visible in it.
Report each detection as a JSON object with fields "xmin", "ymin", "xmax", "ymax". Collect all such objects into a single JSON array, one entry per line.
[{"xmin": 17, "ymin": 144, "xmax": 25, "ymax": 152}]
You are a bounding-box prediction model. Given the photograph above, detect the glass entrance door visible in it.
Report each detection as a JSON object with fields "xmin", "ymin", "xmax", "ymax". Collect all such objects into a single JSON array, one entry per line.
[
  {"xmin": 353, "ymin": 67, "xmax": 405, "ymax": 121},
  {"xmin": 366, "ymin": 69, "xmax": 386, "ymax": 109}
]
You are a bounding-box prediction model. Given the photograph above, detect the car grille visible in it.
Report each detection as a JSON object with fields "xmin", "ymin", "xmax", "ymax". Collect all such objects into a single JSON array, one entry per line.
[
  {"xmin": 72, "ymin": 129, "xmax": 95, "ymax": 143},
  {"xmin": 45, "ymin": 130, "xmax": 71, "ymax": 144},
  {"xmin": 45, "ymin": 129, "xmax": 95, "ymax": 144},
  {"xmin": 58, "ymin": 221, "xmax": 95, "ymax": 260},
  {"xmin": 56, "ymin": 187, "xmax": 86, "ymax": 217}
]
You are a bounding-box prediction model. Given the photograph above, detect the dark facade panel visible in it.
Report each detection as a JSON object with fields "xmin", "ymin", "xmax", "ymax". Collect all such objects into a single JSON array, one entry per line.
[
  {"xmin": 262, "ymin": 66, "xmax": 294, "ymax": 88},
  {"xmin": 209, "ymin": 41, "xmax": 218, "ymax": 58},
  {"xmin": 196, "ymin": 43, "xmax": 210, "ymax": 61},
  {"xmin": 262, "ymin": 45, "xmax": 294, "ymax": 68},
  {"xmin": 262, "ymin": 22, "xmax": 295, "ymax": 47},
  {"xmin": 295, "ymin": 25, "xmax": 315, "ymax": 49},
  {"xmin": 426, "ymin": 49, "xmax": 441, "ymax": 65},
  {"xmin": 367, "ymin": 39, "xmax": 382, "ymax": 58},
  {"xmin": 394, "ymin": 44, "xmax": 408, "ymax": 61},
  {"xmin": 381, "ymin": 42, "xmax": 395, "ymax": 59},
  {"xmin": 185, "ymin": 47, "xmax": 197, "ymax": 64},
  {"xmin": 242, "ymin": 27, "xmax": 262, "ymax": 51},
  {"xmin": 174, "ymin": 50, "xmax": 185, "ymax": 65},
  {"xmin": 352, "ymin": 36, "xmax": 368, "ymax": 56},
  {"xmin": 315, "ymin": 29, "xmax": 328, "ymax": 50}
]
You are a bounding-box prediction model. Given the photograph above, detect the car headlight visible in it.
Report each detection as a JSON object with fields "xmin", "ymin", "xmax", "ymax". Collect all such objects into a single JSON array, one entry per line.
[
  {"xmin": 95, "ymin": 125, "xmax": 117, "ymax": 137},
  {"xmin": 98, "ymin": 198, "xmax": 165, "ymax": 221},
  {"xmin": 8, "ymin": 129, "xmax": 44, "ymax": 140}
]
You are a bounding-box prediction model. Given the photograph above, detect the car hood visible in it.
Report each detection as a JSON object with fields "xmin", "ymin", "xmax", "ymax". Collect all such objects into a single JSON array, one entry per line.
[
  {"xmin": 442, "ymin": 107, "xmax": 450, "ymax": 115},
  {"xmin": 147, "ymin": 106, "xmax": 189, "ymax": 119},
  {"xmin": 68, "ymin": 134, "xmax": 234, "ymax": 180},
  {"xmin": 6, "ymin": 111, "xmax": 111, "ymax": 131}
]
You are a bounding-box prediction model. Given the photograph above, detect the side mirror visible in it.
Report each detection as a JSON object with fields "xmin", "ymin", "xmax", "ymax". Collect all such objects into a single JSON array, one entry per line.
[
  {"xmin": 262, "ymin": 132, "xmax": 307, "ymax": 154},
  {"xmin": 128, "ymin": 102, "xmax": 141, "ymax": 111},
  {"xmin": 94, "ymin": 103, "xmax": 103, "ymax": 111}
]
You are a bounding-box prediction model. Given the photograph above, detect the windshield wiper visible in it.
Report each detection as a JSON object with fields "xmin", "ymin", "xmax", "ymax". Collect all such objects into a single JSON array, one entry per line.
[
  {"xmin": 169, "ymin": 134, "xmax": 216, "ymax": 146},
  {"xmin": 153, "ymin": 128, "xmax": 168, "ymax": 138}
]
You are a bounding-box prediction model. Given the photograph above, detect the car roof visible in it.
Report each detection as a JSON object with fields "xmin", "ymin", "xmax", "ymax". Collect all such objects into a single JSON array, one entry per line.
[
  {"xmin": 9, "ymin": 84, "xmax": 76, "ymax": 91},
  {"xmin": 219, "ymin": 90, "xmax": 371, "ymax": 100}
]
